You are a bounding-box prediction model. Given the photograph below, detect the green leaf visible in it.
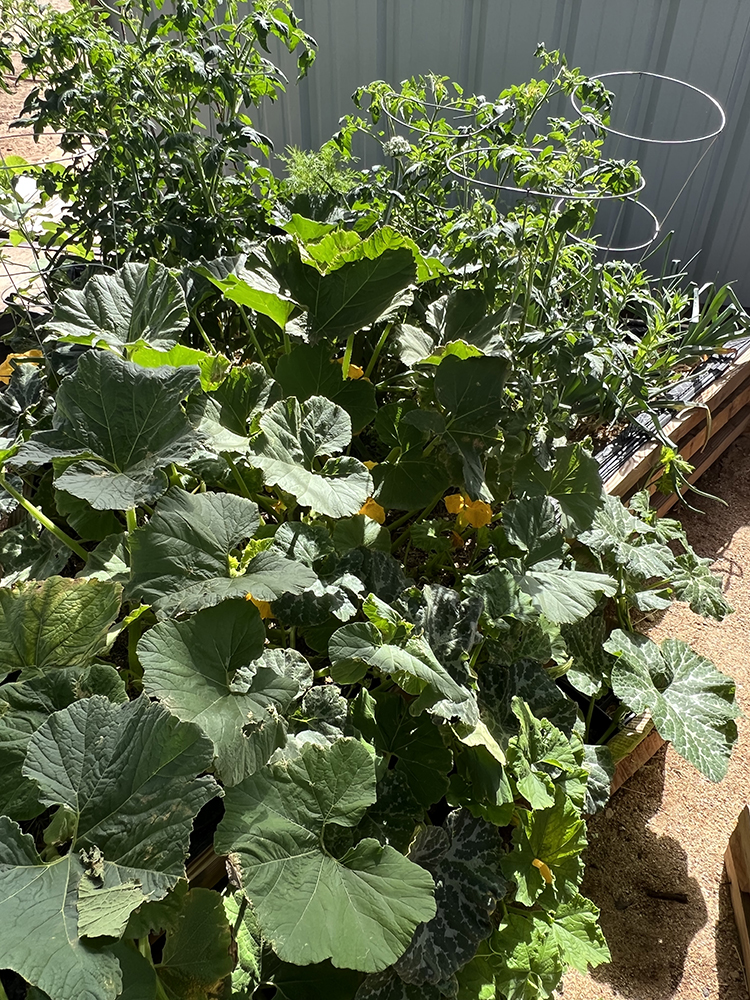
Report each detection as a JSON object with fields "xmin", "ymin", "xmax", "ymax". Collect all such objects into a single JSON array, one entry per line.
[
  {"xmin": 223, "ymin": 892, "xmax": 261, "ymax": 996},
  {"xmin": 215, "ymin": 738, "xmax": 436, "ymax": 972},
  {"xmin": 463, "ymin": 566, "xmax": 532, "ymax": 623},
  {"xmin": 670, "ymin": 553, "xmax": 733, "ymax": 620},
  {"xmin": 77, "ymin": 532, "xmax": 130, "ymax": 585},
  {"xmin": 434, "ymin": 355, "xmax": 508, "ymax": 438},
  {"xmin": 156, "ymin": 888, "xmax": 234, "ymax": 999},
  {"xmin": 0, "ymin": 664, "xmax": 126, "ymax": 821},
  {"xmin": 372, "ymin": 453, "xmax": 452, "ymax": 511},
  {"xmin": 17, "ymin": 351, "xmax": 201, "ymax": 510},
  {"xmin": 604, "ymin": 629, "xmax": 739, "ymax": 781},
  {"xmin": 269, "ymin": 234, "xmax": 417, "ymax": 341},
  {"xmin": 395, "ymin": 809, "xmax": 507, "ymax": 987},
  {"xmin": 505, "ymin": 700, "xmax": 587, "ymax": 812},
  {"xmin": 207, "ymin": 363, "xmax": 281, "ymax": 436},
  {"xmin": 548, "ymin": 893, "xmax": 610, "ymax": 974},
  {"xmin": 200, "ymin": 267, "xmax": 295, "ymax": 329},
  {"xmin": 46, "ymin": 260, "xmax": 189, "ymax": 351},
  {"xmin": 582, "ymin": 744, "xmax": 615, "ymax": 814},
  {"xmin": 478, "ymin": 660, "xmax": 577, "ymax": 747},
  {"xmin": 248, "ymin": 396, "xmax": 372, "ymax": 517},
  {"xmin": 516, "ymin": 564, "xmax": 616, "ymax": 624},
  {"xmin": 352, "ymin": 690, "xmax": 452, "ymax": 807},
  {"xmin": 333, "ymin": 514, "xmax": 391, "ymax": 553},
  {"xmin": 0, "ymin": 696, "xmax": 218, "ymax": 1000},
  {"xmin": 514, "ymin": 445, "xmax": 604, "ymax": 532},
  {"xmin": 329, "ymin": 621, "xmax": 477, "ymax": 725},
  {"xmin": 0, "ymin": 576, "xmax": 121, "ymax": 680},
  {"xmin": 128, "ymin": 488, "xmax": 317, "ymax": 613},
  {"xmin": 503, "ymin": 497, "xmax": 564, "ymax": 564},
  {"xmin": 129, "ymin": 344, "xmax": 230, "ymax": 391},
  {"xmin": 0, "ymin": 520, "xmax": 70, "ymax": 587},
  {"xmin": 504, "ymin": 788, "xmax": 587, "ymax": 906},
  {"xmin": 356, "ymin": 768, "xmax": 424, "ymax": 853},
  {"xmin": 55, "ymin": 487, "xmax": 122, "ymax": 541},
  {"xmin": 579, "ymin": 495, "xmax": 675, "ymax": 580},
  {"xmin": 275, "ymin": 343, "xmax": 377, "ymax": 433},
  {"xmin": 139, "ymin": 599, "xmax": 313, "ymax": 785},
  {"xmin": 561, "ymin": 614, "xmax": 613, "ymax": 698},
  {"xmin": 490, "ymin": 911, "xmax": 564, "ymax": 1000}
]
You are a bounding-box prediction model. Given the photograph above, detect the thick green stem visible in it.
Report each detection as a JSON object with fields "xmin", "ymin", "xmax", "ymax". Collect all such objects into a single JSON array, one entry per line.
[
  {"xmin": 0, "ymin": 472, "xmax": 88, "ymax": 562},
  {"xmin": 238, "ymin": 305, "xmax": 271, "ymax": 374},
  {"xmin": 584, "ymin": 692, "xmax": 599, "ymax": 743},
  {"xmin": 192, "ymin": 313, "xmax": 217, "ymax": 353},
  {"xmin": 391, "ymin": 497, "xmax": 441, "ymax": 552},
  {"xmin": 226, "ymin": 455, "xmax": 251, "ymax": 498},
  {"xmin": 0, "ymin": 979, "xmax": 10, "ymax": 1000},
  {"xmin": 364, "ymin": 322, "xmax": 393, "ymax": 379},
  {"xmin": 126, "ymin": 508, "xmax": 138, "ymax": 533},
  {"xmin": 341, "ymin": 333, "xmax": 355, "ymax": 380}
]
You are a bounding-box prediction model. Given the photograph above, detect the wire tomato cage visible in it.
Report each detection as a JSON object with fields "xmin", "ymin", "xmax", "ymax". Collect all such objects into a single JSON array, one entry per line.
[{"xmin": 440, "ymin": 69, "xmax": 726, "ymax": 260}]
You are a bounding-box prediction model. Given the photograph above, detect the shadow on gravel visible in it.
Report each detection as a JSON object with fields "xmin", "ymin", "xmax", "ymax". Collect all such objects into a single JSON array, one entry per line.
[
  {"xmin": 715, "ymin": 867, "xmax": 750, "ymax": 999},
  {"xmin": 581, "ymin": 747, "xmax": 708, "ymax": 999}
]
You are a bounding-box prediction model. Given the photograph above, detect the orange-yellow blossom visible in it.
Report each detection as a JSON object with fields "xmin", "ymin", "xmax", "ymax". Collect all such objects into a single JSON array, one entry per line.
[
  {"xmin": 363, "ymin": 460, "xmax": 378, "ymax": 470},
  {"xmin": 245, "ymin": 593, "xmax": 273, "ymax": 619},
  {"xmin": 336, "ymin": 359, "xmax": 365, "ymax": 380},
  {"xmin": 359, "ymin": 497, "xmax": 386, "ymax": 524},
  {"xmin": 532, "ymin": 858, "xmax": 553, "ymax": 884},
  {"xmin": 444, "ymin": 492, "xmax": 493, "ymax": 528},
  {"xmin": 0, "ymin": 350, "xmax": 43, "ymax": 385}
]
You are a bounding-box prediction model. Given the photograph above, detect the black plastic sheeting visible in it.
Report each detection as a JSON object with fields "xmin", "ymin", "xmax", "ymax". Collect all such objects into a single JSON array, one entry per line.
[{"xmin": 595, "ymin": 335, "xmax": 750, "ymax": 484}]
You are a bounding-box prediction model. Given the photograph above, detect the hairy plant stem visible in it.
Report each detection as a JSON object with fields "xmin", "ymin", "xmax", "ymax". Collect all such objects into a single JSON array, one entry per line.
[
  {"xmin": 238, "ymin": 305, "xmax": 271, "ymax": 374},
  {"xmin": 225, "ymin": 455, "xmax": 251, "ymax": 498},
  {"xmin": 584, "ymin": 692, "xmax": 599, "ymax": 743},
  {"xmin": 0, "ymin": 472, "xmax": 88, "ymax": 562},
  {"xmin": 341, "ymin": 333, "xmax": 355, "ymax": 379},
  {"xmin": 192, "ymin": 312, "xmax": 217, "ymax": 353},
  {"xmin": 364, "ymin": 322, "xmax": 393, "ymax": 379}
]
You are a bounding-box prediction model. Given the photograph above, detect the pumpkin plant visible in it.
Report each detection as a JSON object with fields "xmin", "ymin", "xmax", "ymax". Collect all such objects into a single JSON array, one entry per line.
[{"xmin": 0, "ymin": 220, "xmax": 738, "ymax": 1000}]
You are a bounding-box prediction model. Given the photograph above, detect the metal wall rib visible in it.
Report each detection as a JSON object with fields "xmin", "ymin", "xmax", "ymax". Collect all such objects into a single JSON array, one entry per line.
[{"xmin": 256, "ymin": 0, "xmax": 750, "ymax": 300}]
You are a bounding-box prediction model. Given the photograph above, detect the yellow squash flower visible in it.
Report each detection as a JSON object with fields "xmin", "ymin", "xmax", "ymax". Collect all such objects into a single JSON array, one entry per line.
[
  {"xmin": 0, "ymin": 350, "xmax": 43, "ymax": 385},
  {"xmin": 359, "ymin": 497, "xmax": 386, "ymax": 524},
  {"xmin": 444, "ymin": 493, "xmax": 493, "ymax": 528},
  {"xmin": 532, "ymin": 858, "xmax": 553, "ymax": 884},
  {"xmin": 245, "ymin": 593, "xmax": 273, "ymax": 619}
]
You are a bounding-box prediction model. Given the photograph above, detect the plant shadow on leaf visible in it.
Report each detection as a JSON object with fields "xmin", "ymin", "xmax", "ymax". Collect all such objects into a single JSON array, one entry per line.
[{"xmin": 575, "ymin": 747, "xmax": 707, "ymax": 998}]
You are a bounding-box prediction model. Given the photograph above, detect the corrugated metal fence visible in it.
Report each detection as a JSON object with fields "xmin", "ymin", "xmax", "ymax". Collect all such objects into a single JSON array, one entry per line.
[{"xmin": 254, "ymin": 0, "xmax": 750, "ymax": 301}]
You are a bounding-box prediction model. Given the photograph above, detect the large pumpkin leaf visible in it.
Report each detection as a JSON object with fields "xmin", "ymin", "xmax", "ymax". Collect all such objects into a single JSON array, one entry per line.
[
  {"xmin": 248, "ymin": 396, "xmax": 372, "ymax": 517},
  {"xmin": 268, "ymin": 233, "xmax": 417, "ymax": 341},
  {"xmin": 604, "ymin": 629, "xmax": 739, "ymax": 781},
  {"xmin": 0, "ymin": 696, "xmax": 219, "ymax": 1000},
  {"xmin": 274, "ymin": 343, "xmax": 377, "ymax": 433},
  {"xmin": 434, "ymin": 354, "xmax": 509, "ymax": 439},
  {"xmin": 139, "ymin": 599, "xmax": 313, "ymax": 785},
  {"xmin": 0, "ymin": 576, "xmax": 121, "ymax": 681},
  {"xmin": 503, "ymin": 788, "xmax": 587, "ymax": 907},
  {"xmin": 46, "ymin": 260, "xmax": 189, "ymax": 351},
  {"xmin": 16, "ymin": 351, "xmax": 201, "ymax": 510},
  {"xmin": 127, "ymin": 488, "xmax": 317, "ymax": 613},
  {"xmin": 478, "ymin": 659, "xmax": 578, "ymax": 747},
  {"xmin": 0, "ymin": 664, "xmax": 126, "ymax": 821},
  {"xmin": 215, "ymin": 737, "xmax": 436, "ymax": 972},
  {"xmin": 394, "ymin": 809, "xmax": 507, "ymax": 987},
  {"xmin": 198, "ymin": 263, "xmax": 296, "ymax": 330},
  {"xmin": 155, "ymin": 888, "xmax": 234, "ymax": 1000},
  {"xmin": 352, "ymin": 690, "xmax": 453, "ymax": 808},
  {"xmin": 514, "ymin": 445, "xmax": 604, "ymax": 533},
  {"xmin": 329, "ymin": 620, "xmax": 478, "ymax": 726},
  {"xmin": 515, "ymin": 563, "xmax": 617, "ymax": 624}
]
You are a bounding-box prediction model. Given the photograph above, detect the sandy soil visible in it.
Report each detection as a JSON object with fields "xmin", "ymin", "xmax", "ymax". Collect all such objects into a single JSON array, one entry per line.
[{"xmin": 561, "ymin": 432, "xmax": 750, "ymax": 1000}]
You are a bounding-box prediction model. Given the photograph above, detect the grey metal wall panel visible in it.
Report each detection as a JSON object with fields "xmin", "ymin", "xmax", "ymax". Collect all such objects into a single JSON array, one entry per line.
[{"xmin": 253, "ymin": 0, "xmax": 750, "ymax": 300}]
